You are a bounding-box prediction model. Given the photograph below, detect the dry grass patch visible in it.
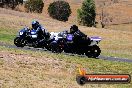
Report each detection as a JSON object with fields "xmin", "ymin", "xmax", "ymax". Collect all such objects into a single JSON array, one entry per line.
[
  {"xmin": 0, "ymin": 46, "xmax": 132, "ymax": 88},
  {"xmin": 0, "ymin": 50, "xmax": 76, "ymax": 88}
]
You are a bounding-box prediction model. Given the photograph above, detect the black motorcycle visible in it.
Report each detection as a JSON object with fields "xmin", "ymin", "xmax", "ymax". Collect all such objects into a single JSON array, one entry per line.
[
  {"xmin": 49, "ymin": 31, "xmax": 101, "ymax": 58},
  {"xmin": 14, "ymin": 27, "xmax": 49, "ymax": 48},
  {"xmin": 14, "ymin": 27, "xmax": 30, "ymax": 47}
]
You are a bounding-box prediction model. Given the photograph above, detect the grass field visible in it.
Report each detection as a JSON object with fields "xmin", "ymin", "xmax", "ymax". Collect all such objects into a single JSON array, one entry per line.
[
  {"xmin": 42, "ymin": 0, "xmax": 132, "ymax": 25},
  {"xmin": 106, "ymin": 23, "xmax": 132, "ymax": 32},
  {"xmin": 0, "ymin": 5, "xmax": 132, "ymax": 88},
  {"xmin": 0, "ymin": 27, "xmax": 16, "ymax": 44},
  {"xmin": 0, "ymin": 8, "xmax": 132, "ymax": 59},
  {"xmin": 16, "ymin": 0, "xmax": 132, "ymax": 26},
  {"xmin": 0, "ymin": 46, "xmax": 132, "ymax": 88}
]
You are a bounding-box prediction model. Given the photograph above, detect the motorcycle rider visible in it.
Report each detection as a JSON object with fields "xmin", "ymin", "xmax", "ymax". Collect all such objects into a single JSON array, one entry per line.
[
  {"xmin": 69, "ymin": 25, "xmax": 90, "ymax": 53},
  {"xmin": 70, "ymin": 25, "xmax": 87, "ymax": 41},
  {"xmin": 31, "ymin": 20, "xmax": 50, "ymax": 40}
]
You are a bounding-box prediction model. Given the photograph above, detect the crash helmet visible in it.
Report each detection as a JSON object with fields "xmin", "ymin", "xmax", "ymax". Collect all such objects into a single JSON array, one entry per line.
[
  {"xmin": 32, "ymin": 20, "xmax": 40, "ymax": 29},
  {"xmin": 70, "ymin": 25, "xmax": 78, "ymax": 33}
]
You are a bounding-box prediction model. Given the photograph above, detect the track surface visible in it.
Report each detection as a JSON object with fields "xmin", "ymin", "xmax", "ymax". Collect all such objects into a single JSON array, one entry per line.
[{"xmin": 0, "ymin": 43, "xmax": 132, "ymax": 63}]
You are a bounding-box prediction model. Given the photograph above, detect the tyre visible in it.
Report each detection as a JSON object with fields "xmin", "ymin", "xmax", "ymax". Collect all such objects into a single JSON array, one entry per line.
[
  {"xmin": 50, "ymin": 41, "xmax": 63, "ymax": 53},
  {"xmin": 14, "ymin": 37, "xmax": 26, "ymax": 47},
  {"xmin": 85, "ymin": 45, "xmax": 101, "ymax": 58}
]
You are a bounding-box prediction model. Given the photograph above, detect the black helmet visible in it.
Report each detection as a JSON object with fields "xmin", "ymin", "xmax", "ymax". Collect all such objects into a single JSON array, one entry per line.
[
  {"xmin": 70, "ymin": 25, "xmax": 78, "ymax": 33},
  {"xmin": 32, "ymin": 20, "xmax": 39, "ymax": 29}
]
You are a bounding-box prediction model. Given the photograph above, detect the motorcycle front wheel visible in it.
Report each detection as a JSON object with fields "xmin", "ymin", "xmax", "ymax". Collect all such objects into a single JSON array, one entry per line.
[{"xmin": 14, "ymin": 37, "xmax": 26, "ymax": 47}]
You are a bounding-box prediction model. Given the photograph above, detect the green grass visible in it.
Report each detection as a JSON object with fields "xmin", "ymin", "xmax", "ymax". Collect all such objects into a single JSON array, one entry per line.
[
  {"xmin": 0, "ymin": 27, "xmax": 17, "ymax": 44},
  {"xmin": 101, "ymin": 49, "xmax": 132, "ymax": 59}
]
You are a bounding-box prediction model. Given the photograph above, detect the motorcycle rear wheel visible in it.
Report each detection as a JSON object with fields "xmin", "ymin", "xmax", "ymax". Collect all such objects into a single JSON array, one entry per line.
[{"xmin": 85, "ymin": 45, "xmax": 101, "ymax": 58}]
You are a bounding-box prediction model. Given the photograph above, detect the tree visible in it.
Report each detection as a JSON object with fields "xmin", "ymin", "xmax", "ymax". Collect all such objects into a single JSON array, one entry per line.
[
  {"xmin": 25, "ymin": 0, "xmax": 44, "ymax": 13},
  {"xmin": 48, "ymin": 1, "xmax": 71, "ymax": 21},
  {"xmin": 77, "ymin": 0, "xmax": 96, "ymax": 27},
  {"xmin": 0, "ymin": 0, "xmax": 23, "ymax": 9}
]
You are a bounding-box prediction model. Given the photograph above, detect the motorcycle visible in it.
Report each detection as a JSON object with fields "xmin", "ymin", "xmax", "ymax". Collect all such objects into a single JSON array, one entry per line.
[
  {"xmin": 49, "ymin": 31, "xmax": 101, "ymax": 58},
  {"xmin": 14, "ymin": 27, "xmax": 47, "ymax": 48}
]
